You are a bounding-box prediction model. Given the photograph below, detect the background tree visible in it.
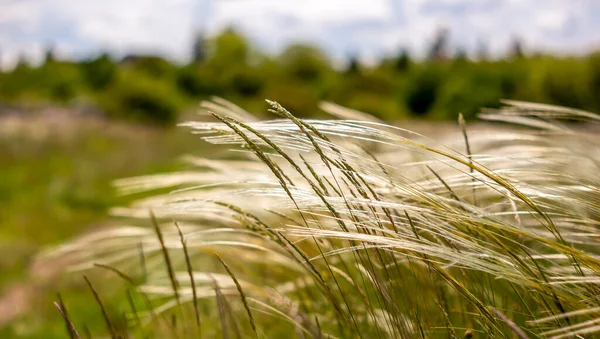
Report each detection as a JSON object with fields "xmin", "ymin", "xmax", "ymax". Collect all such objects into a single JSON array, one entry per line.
[
  {"xmin": 192, "ymin": 31, "xmax": 206, "ymax": 64},
  {"xmin": 395, "ymin": 48, "xmax": 411, "ymax": 71},
  {"xmin": 345, "ymin": 55, "xmax": 361, "ymax": 74},
  {"xmin": 1, "ymin": 28, "xmax": 600, "ymax": 124},
  {"xmin": 508, "ymin": 37, "xmax": 525, "ymax": 59},
  {"xmin": 278, "ymin": 44, "xmax": 331, "ymax": 83},
  {"xmin": 81, "ymin": 54, "xmax": 117, "ymax": 90},
  {"xmin": 44, "ymin": 45, "xmax": 56, "ymax": 64},
  {"xmin": 428, "ymin": 28, "xmax": 450, "ymax": 61}
]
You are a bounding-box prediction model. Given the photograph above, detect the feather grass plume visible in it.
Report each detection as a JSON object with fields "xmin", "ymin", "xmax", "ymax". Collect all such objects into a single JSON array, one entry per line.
[{"xmin": 42, "ymin": 98, "xmax": 600, "ymax": 338}]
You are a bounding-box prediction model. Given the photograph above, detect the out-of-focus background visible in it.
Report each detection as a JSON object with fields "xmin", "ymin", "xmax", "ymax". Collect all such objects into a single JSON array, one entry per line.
[{"xmin": 0, "ymin": 0, "xmax": 599, "ymax": 337}]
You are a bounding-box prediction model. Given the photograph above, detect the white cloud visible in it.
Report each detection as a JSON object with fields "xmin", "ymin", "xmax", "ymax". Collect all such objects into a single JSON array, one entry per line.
[
  {"xmin": 0, "ymin": 0, "xmax": 198, "ymax": 68},
  {"xmin": 0, "ymin": 0, "xmax": 599, "ymax": 69},
  {"xmin": 213, "ymin": 0, "xmax": 391, "ymax": 26}
]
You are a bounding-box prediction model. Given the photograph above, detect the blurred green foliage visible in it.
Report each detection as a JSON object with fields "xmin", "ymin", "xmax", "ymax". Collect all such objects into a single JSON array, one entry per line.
[
  {"xmin": 1, "ymin": 29, "xmax": 600, "ymax": 124},
  {"xmin": 80, "ymin": 54, "xmax": 117, "ymax": 90},
  {"xmin": 99, "ymin": 71, "xmax": 184, "ymax": 124}
]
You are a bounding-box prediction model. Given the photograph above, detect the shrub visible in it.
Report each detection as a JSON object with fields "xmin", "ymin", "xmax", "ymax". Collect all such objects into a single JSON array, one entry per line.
[
  {"xmin": 279, "ymin": 44, "xmax": 331, "ymax": 83},
  {"xmin": 176, "ymin": 66, "xmax": 214, "ymax": 97},
  {"xmin": 81, "ymin": 54, "xmax": 118, "ymax": 90},
  {"xmin": 99, "ymin": 72, "xmax": 182, "ymax": 124},
  {"xmin": 589, "ymin": 53, "xmax": 600, "ymax": 110},
  {"xmin": 542, "ymin": 61, "xmax": 590, "ymax": 109},
  {"xmin": 404, "ymin": 68, "xmax": 441, "ymax": 116},
  {"xmin": 435, "ymin": 69, "xmax": 504, "ymax": 119},
  {"xmin": 230, "ymin": 67, "xmax": 264, "ymax": 97},
  {"xmin": 123, "ymin": 56, "xmax": 174, "ymax": 79},
  {"xmin": 50, "ymin": 81, "xmax": 76, "ymax": 102},
  {"xmin": 261, "ymin": 81, "xmax": 320, "ymax": 116},
  {"xmin": 0, "ymin": 61, "xmax": 83, "ymax": 102}
]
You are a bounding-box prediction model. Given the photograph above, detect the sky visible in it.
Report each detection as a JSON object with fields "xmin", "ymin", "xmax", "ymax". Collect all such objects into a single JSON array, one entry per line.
[{"xmin": 1, "ymin": 0, "xmax": 600, "ymax": 69}]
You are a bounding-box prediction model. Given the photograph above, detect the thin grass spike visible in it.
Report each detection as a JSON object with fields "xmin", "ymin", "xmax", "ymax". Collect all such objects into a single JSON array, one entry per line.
[
  {"xmin": 84, "ymin": 275, "xmax": 117, "ymax": 339},
  {"xmin": 215, "ymin": 254, "xmax": 258, "ymax": 337},
  {"xmin": 54, "ymin": 294, "xmax": 80, "ymax": 339}
]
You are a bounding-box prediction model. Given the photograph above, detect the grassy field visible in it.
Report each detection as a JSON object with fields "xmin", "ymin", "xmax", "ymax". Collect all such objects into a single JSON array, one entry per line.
[
  {"xmin": 0, "ymin": 104, "xmax": 461, "ymax": 338},
  {"xmin": 3, "ymin": 100, "xmax": 600, "ymax": 338},
  {"xmin": 0, "ymin": 108, "xmax": 206, "ymax": 338}
]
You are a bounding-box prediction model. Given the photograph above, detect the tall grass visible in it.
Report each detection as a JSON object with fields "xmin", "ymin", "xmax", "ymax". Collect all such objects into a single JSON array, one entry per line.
[{"xmin": 42, "ymin": 98, "xmax": 600, "ymax": 338}]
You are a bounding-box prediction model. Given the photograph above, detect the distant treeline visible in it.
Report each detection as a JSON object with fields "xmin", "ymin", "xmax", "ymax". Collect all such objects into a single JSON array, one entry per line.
[{"xmin": 1, "ymin": 29, "xmax": 600, "ymax": 124}]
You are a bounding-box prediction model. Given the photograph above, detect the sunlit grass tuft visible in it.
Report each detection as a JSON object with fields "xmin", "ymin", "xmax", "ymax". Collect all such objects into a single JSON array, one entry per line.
[{"xmin": 43, "ymin": 98, "xmax": 600, "ymax": 338}]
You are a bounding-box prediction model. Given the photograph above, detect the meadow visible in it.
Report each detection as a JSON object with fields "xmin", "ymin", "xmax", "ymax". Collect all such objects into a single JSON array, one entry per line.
[
  {"xmin": 3, "ymin": 98, "xmax": 598, "ymax": 338},
  {"xmin": 0, "ymin": 108, "xmax": 205, "ymax": 337}
]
